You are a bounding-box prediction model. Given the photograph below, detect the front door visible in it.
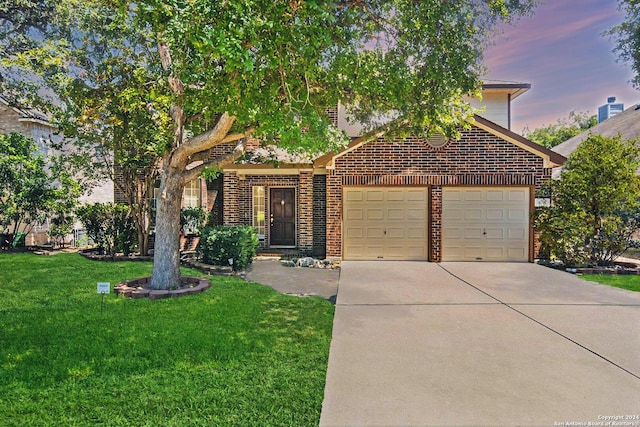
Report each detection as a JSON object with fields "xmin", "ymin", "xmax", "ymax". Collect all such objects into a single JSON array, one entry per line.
[{"xmin": 270, "ymin": 188, "xmax": 296, "ymax": 246}]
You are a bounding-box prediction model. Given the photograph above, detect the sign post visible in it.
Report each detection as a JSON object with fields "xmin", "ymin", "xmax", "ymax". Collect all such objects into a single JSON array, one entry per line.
[{"xmin": 97, "ymin": 282, "xmax": 110, "ymax": 313}]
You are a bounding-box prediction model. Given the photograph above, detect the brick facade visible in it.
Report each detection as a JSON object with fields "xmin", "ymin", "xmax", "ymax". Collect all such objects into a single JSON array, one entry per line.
[
  {"xmin": 222, "ymin": 172, "xmax": 314, "ymax": 252},
  {"xmin": 325, "ymin": 125, "xmax": 553, "ymax": 261}
]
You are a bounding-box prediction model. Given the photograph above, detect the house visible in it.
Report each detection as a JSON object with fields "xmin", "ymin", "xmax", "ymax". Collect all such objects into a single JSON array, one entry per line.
[
  {"xmin": 183, "ymin": 82, "xmax": 564, "ymax": 262},
  {"xmin": 553, "ymin": 102, "xmax": 640, "ymax": 161},
  {"xmin": 0, "ymin": 96, "xmax": 114, "ymax": 245}
]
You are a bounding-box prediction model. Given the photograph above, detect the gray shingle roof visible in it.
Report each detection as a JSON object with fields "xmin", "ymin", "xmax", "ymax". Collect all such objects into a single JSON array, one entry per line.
[{"xmin": 552, "ymin": 104, "xmax": 640, "ymax": 158}]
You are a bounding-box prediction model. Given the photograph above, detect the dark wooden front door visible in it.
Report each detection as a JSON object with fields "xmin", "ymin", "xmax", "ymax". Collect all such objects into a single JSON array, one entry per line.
[{"xmin": 270, "ymin": 188, "xmax": 295, "ymax": 246}]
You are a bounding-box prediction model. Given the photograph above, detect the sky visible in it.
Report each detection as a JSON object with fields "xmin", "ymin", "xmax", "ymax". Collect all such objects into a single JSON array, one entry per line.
[{"xmin": 483, "ymin": 0, "xmax": 639, "ymax": 134}]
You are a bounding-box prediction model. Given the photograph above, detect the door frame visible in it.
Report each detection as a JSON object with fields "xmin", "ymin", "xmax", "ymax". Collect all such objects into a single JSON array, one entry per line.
[{"xmin": 269, "ymin": 187, "xmax": 297, "ymax": 248}]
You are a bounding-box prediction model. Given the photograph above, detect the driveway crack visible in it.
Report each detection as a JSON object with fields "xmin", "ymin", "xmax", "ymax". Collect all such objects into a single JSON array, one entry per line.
[{"xmin": 437, "ymin": 264, "xmax": 640, "ymax": 382}]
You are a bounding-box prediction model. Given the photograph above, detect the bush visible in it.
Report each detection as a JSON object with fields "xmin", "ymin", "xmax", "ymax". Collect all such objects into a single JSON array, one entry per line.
[
  {"xmin": 535, "ymin": 134, "xmax": 640, "ymax": 267},
  {"xmin": 197, "ymin": 225, "xmax": 258, "ymax": 271},
  {"xmin": 76, "ymin": 203, "xmax": 137, "ymax": 256},
  {"xmin": 180, "ymin": 206, "xmax": 208, "ymax": 234}
]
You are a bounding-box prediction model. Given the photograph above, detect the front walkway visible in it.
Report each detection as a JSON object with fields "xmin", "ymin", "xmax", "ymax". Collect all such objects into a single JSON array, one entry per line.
[{"xmin": 320, "ymin": 262, "xmax": 640, "ymax": 426}]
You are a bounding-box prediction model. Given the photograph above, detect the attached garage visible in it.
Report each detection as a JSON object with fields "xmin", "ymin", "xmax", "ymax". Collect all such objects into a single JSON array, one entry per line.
[
  {"xmin": 441, "ymin": 187, "xmax": 531, "ymax": 262},
  {"xmin": 343, "ymin": 187, "xmax": 429, "ymax": 260}
]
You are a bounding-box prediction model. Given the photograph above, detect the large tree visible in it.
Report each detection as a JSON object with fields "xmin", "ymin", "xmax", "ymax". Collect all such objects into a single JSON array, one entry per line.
[
  {"xmin": 609, "ymin": 0, "xmax": 640, "ymax": 88},
  {"xmin": 523, "ymin": 111, "xmax": 597, "ymax": 148},
  {"xmin": 0, "ymin": 133, "xmax": 81, "ymax": 247},
  {"xmin": 2, "ymin": 0, "xmax": 537, "ymax": 289}
]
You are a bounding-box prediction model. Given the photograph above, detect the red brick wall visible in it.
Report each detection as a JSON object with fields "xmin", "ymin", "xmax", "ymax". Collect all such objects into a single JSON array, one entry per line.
[
  {"xmin": 326, "ymin": 125, "xmax": 552, "ymax": 260},
  {"xmin": 223, "ymin": 173, "xmax": 314, "ymax": 253}
]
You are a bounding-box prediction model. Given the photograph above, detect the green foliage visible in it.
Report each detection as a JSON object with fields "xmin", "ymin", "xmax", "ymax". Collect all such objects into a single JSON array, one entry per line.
[
  {"xmin": 535, "ymin": 134, "xmax": 640, "ymax": 266},
  {"xmin": 0, "ymin": 252, "xmax": 334, "ymax": 425},
  {"xmin": 76, "ymin": 203, "xmax": 137, "ymax": 256},
  {"xmin": 608, "ymin": 0, "xmax": 640, "ymax": 88},
  {"xmin": 523, "ymin": 111, "xmax": 597, "ymax": 148},
  {"xmin": 180, "ymin": 206, "xmax": 208, "ymax": 234},
  {"xmin": 198, "ymin": 225, "xmax": 259, "ymax": 271},
  {"xmin": 0, "ymin": 133, "xmax": 81, "ymax": 238}
]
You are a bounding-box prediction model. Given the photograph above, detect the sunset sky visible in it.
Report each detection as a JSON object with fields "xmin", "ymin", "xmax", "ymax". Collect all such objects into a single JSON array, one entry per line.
[{"xmin": 483, "ymin": 0, "xmax": 639, "ymax": 133}]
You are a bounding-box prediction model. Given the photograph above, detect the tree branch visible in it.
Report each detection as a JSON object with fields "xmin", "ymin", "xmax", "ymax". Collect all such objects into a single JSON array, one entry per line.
[
  {"xmin": 171, "ymin": 112, "xmax": 238, "ymax": 166},
  {"xmin": 180, "ymin": 141, "xmax": 245, "ymax": 185}
]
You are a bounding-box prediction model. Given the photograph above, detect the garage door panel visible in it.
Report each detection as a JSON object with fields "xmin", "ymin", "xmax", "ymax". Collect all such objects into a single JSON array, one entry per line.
[
  {"xmin": 485, "ymin": 228, "xmax": 504, "ymax": 239},
  {"xmin": 386, "ymin": 227, "xmax": 405, "ymax": 238},
  {"xmin": 443, "ymin": 187, "xmax": 529, "ymax": 262},
  {"xmin": 366, "ymin": 209, "xmax": 384, "ymax": 220},
  {"xmin": 343, "ymin": 187, "xmax": 428, "ymax": 260},
  {"xmin": 464, "ymin": 227, "xmax": 484, "ymax": 239},
  {"xmin": 365, "ymin": 190, "xmax": 384, "ymax": 201},
  {"xmin": 366, "ymin": 227, "xmax": 385, "ymax": 238},
  {"xmin": 464, "ymin": 209, "xmax": 483, "ymax": 220},
  {"xmin": 464, "ymin": 191, "xmax": 483, "ymax": 201},
  {"xmin": 443, "ymin": 208, "xmax": 463, "ymax": 220},
  {"xmin": 508, "ymin": 209, "xmax": 527, "ymax": 221},
  {"xmin": 407, "ymin": 227, "xmax": 426, "ymax": 239},
  {"xmin": 486, "ymin": 190, "xmax": 505, "ymax": 201},
  {"xmin": 346, "ymin": 208, "xmax": 364, "ymax": 220},
  {"xmin": 344, "ymin": 226, "xmax": 364, "ymax": 238},
  {"xmin": 508, "ymin": 190, "xmax": 527, "ymax": 201},
  {"xmin": 486, "ymin": 209, "xmax": 504, "ymax": 221},
  {"xmin": 387, "ymin": 208, "xmax": 405, "ymax": 220},
  {"xmin": 408, "ymin": 190, "xmax": 427, "ymax": 201},
  {"xmin": 387, "ymin": 190, "xmax": 405, "ymax": 201}
]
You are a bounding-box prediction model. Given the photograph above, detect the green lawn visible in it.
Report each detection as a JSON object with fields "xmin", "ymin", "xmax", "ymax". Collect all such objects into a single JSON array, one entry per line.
[
  {"xmin": 0, "ymin": 252, "xmax": 334, "ymax": 426},
  {"xmin": 581, "ymin": 273, "xmax": 640, "ymax": 292}
]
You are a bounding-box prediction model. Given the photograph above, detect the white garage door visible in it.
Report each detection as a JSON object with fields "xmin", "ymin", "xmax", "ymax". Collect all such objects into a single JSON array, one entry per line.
[
  {"xmin": 442, "ymin": 187, "xmax": 530, "ymax": 262},
  {"xmin": 343, "ymin": 187, "xmax": 428, "ymax": 260}
]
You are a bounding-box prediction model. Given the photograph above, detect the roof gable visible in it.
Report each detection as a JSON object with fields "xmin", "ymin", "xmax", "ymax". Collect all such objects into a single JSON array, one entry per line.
[{"xmin": 315, "ymin": 115, "xmax": 566, "ymax": 169}]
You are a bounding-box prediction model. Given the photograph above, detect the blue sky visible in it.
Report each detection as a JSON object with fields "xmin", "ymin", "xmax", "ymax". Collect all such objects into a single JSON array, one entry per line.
[{"xmin": 483, "ymin": 0, "xmax": 639, "ymax": 133}]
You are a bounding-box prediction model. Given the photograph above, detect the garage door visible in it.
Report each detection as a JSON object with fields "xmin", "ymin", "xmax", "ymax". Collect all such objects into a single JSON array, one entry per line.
[
  {"xmin": 442, "ymin": 187, "xmax": 530, "ymax": 262},
  {"xmin": 343, "ymin": 187, "xmax": 429, "ymax": 260}
]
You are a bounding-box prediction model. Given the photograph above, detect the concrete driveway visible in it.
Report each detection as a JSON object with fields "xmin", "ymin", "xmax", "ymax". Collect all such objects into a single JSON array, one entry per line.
[{"xmin": 320, "ymin": 262, "xmax": 640, "ymax": 427}]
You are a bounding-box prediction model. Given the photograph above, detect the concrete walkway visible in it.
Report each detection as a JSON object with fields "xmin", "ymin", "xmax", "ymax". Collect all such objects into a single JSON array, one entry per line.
[{"xmin": 320, "ymin": 262, "xmax": 640, "ymax": 427}]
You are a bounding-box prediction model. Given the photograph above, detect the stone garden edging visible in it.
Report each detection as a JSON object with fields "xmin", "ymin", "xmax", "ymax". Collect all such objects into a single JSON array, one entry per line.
[{"xmin": 114, "ymin": 276, "xmax": 211, "ymax": 300}]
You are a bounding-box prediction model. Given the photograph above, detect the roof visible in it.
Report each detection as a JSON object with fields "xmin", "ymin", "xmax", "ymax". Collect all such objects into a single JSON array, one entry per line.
[
  {"xmin": 315, "ymin": 114, "xmax": 566, "ymax": 169},
  {"xmin": 481, "ymin": 80, "xmax": 531, "ymax": 100},
  {"xmin": 0, "ymin": 95, "xmax": 52, "ymax": 126},
  {"xmin": 552, "ymin": 104, "xmax": 640, "ymax": 158}
]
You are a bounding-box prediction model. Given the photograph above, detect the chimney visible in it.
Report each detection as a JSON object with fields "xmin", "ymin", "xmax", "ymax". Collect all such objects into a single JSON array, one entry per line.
[{"xmin": 598, "ymin": 97, "xmax": 624, "ymax": 123}]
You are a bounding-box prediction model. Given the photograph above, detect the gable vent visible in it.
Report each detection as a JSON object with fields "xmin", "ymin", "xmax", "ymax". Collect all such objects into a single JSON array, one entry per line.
[{"xmin": 426, "ymin": 133, "xmax": 448, "ymax": 148}]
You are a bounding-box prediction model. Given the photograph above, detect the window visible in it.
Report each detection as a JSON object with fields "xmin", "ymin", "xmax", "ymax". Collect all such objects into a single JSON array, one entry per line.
[
  {"xmin": 252, "ymin": 186, "xmax": 266, "ymax": 239},
  {"xmin": 183, "ymin": 180, "xmax": 201, "ymax": 208}
]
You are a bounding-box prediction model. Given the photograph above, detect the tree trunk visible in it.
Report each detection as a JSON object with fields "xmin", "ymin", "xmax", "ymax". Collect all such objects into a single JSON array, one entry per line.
[{"xmin": 150, "ymin": 172, "xmax": 183, "ymax": 290}]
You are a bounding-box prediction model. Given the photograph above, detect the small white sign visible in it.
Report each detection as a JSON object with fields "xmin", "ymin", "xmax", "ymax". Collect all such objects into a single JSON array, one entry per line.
[
  {"xmin": 535, "ymin": 198, "xmax": 551, "ymax": 207},
  {"xmin": 97, "ymin": 282, "xmax": 110, "ymax": 294}
]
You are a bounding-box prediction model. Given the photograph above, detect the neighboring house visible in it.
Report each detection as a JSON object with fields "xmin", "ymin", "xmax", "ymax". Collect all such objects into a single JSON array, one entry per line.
[
  {"xmin": 0, "ymin": 96, "xmax": 114, "ymax": 245},
  {"xmin": 553, "ymin": 102, "xmax": 640, "ymax": 162},
  {"xmin": 165, "ymin": 82, "xmax": 564, "ymax": 262}
]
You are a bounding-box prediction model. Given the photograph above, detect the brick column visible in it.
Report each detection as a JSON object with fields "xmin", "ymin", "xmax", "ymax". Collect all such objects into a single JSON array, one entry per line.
[
  {"xmin": 223, "ymin": 172, "xmax": 239, "ymax": 225},
  {"xmin": 430, "ymin": 186, "xmax": 442, "ymax": 262},
  {"xmin": 298, "ymin": 170, "xmax": 314, "ymax": 254},
  {"xmin": 325, "ymin": 170, "xmax": 342, "ymax": 259}
]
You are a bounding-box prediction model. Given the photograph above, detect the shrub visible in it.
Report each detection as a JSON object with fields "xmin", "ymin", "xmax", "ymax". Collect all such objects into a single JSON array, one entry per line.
[
  {"xmin": 535, "ymin": 134, "xmax": 640, "ymax": 266},
  {"xmin": 76, "ymin": 203, "xmax": 137, "ymax": 256},
  {"xmin": 180, "ymin": 206, "xmax": 208, "ymax": 234},
  {"xmin": 197, "ymin": 225, "xmax": 258, "ymax": 271}
]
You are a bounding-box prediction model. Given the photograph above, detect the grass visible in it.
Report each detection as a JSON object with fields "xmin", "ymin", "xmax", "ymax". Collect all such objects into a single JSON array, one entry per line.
[
  {"xmin": 581, "ymin": 273, "xmax": 640, "ymax": 292},
  {"xmin": 0, "ymin": 252, "xmax": 335, "ymax": 426}
]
